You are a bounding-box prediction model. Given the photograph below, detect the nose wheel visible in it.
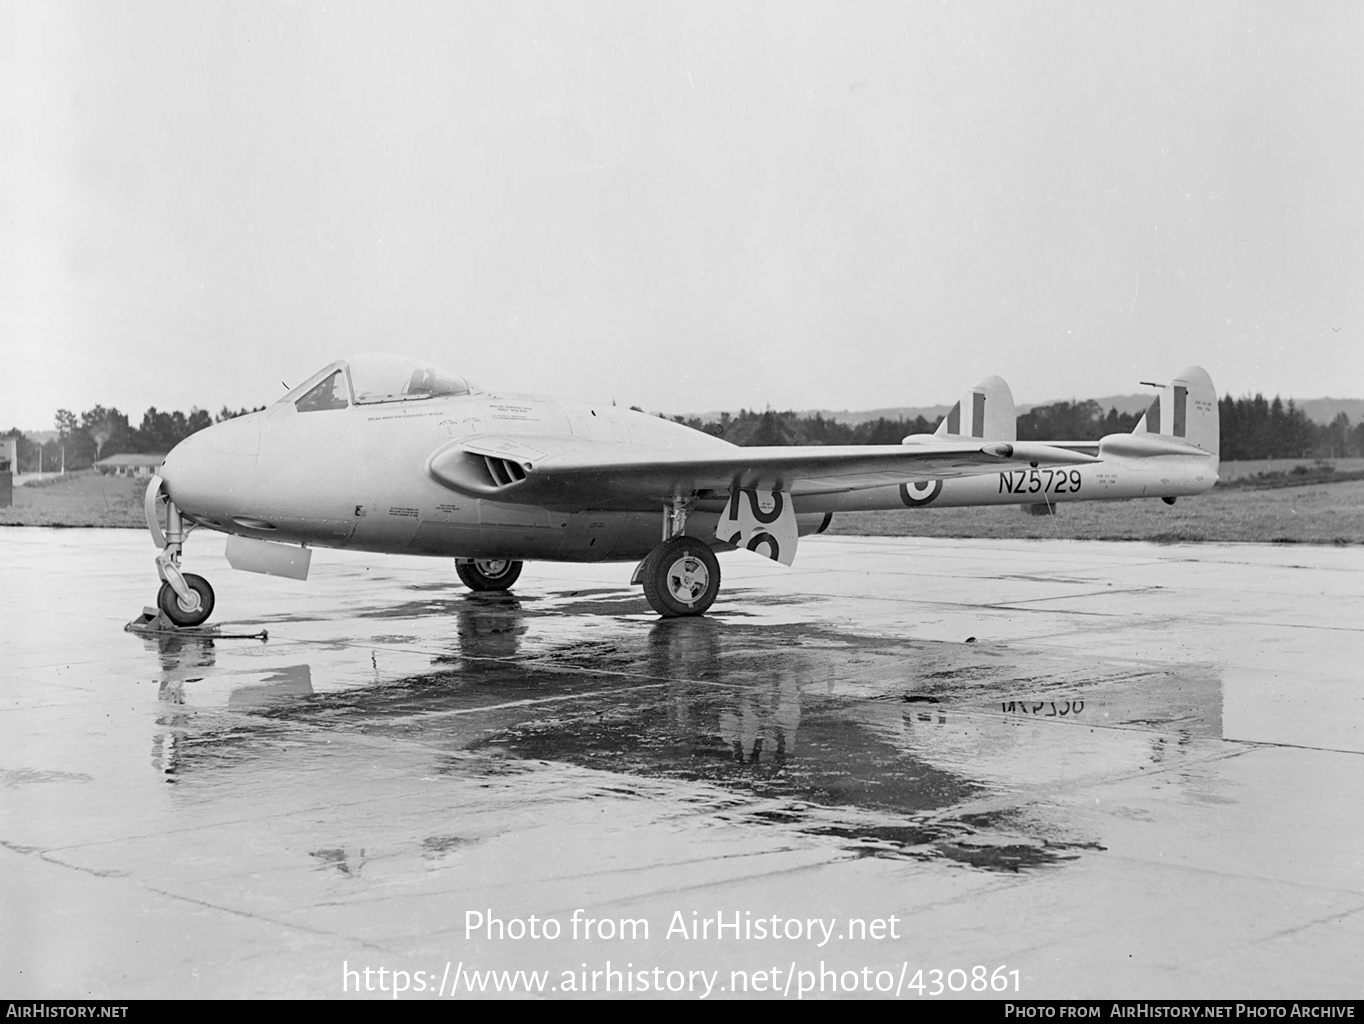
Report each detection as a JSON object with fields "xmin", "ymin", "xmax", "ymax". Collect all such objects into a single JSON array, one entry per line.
[
  {"xmin": 145, "ymin": 474, "xmax": 217, "ymax": 629},
  {"xmin": 157, "ymin": 573, "xmax": 216, "ymax": 627}
]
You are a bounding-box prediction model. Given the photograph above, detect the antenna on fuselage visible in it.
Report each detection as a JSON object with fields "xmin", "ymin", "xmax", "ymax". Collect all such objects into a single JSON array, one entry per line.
[{"xmin": 281, "ymin": 381, "xmax": 291, "ymax": 391}]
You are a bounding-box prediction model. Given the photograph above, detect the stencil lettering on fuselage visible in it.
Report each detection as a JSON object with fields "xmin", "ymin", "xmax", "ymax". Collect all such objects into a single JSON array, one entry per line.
[{"xmin": 717, "ymin": 488, "xmax": 798, "ymax": 566}]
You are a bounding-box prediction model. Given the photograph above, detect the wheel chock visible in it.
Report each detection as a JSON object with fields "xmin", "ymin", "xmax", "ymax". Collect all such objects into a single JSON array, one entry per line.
[{"xmin": 125, "ymin": 607, "xmax": 267, "ymax": 641}]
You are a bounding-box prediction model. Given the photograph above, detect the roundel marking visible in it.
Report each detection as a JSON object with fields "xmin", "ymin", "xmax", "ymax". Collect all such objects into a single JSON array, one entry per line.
[{"xmin": 899, "ymin": 479, "xmax": 943, "ymax": 508}]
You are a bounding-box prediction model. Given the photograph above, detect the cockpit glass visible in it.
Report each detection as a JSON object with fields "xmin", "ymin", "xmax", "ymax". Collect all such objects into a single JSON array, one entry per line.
[
  {"xmin": 295, "ymin": 370, "xmax": 349, "ymax": 412},
  {"xmin": 344, "ymin": 353, "xmax": 474, "ymax": 404}
]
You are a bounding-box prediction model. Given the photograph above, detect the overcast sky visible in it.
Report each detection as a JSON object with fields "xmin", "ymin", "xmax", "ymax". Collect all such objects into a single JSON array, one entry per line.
[{"xmin": 3, "ymin": 0, "xmax": 1362, "ymax": 429}]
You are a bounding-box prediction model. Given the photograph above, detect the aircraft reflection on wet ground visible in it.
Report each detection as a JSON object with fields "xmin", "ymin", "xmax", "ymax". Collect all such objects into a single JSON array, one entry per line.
[
  {"xmin": 7, "ymin": 530, "xmax": 1364, "ymax": 998},
  {"xmin": 142, "ymin": 586, "xmax": 1224, "ymax": 874}
]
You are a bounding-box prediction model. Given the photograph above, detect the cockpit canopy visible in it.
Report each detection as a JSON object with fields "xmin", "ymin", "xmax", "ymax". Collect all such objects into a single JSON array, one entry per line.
[
  {"xmin": 289, "ymin": 354, "xmax": 478, "ymax": 412},
  {"xmin": 347, "ymin": 353, "xmax": 475, "ymax": 403}
]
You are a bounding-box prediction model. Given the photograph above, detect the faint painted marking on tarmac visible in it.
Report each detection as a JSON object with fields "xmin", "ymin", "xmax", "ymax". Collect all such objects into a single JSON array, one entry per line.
[
  {"xmin": 1, "ymin": 841, "xmax": 130, "ymax": 878},
  {"xmin": 332, "ymin": 680, "xmax": 675, "ymax": 724},
  {"xmin": 135, "ymin": 882, "xmax": 398, "ymax": 945},
  {"xmin": 1236, "ymin": 620, "xmax": 1364, "ymax": 633},
  {"xmin": 1220, "ymin": 737, "xmax": 1364, "ymax": 757},
  {"xmin": 37, "ymin": 855, "xmax": 130, "ymax": 878},
  {"xmin": 987, "ymin": 586, "xmax": 1166, "ymax": 607},
  {"xmin": 0, "ymin": 767, "xmax": 94, "ymax": 786},
  {"xmin": 0, "ymin": 839, "xmax": 44, "ymax": 855}
]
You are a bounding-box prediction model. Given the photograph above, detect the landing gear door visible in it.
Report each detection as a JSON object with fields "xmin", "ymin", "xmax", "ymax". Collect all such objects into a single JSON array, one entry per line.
[{"xmin": 717, "ymin": 488, "xmax": 798, "ymax": 566}]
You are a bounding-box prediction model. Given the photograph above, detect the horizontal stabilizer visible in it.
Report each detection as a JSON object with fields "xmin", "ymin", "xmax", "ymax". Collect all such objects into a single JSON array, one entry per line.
[
  {"xmin": 1045, "ymin": 366, "xmax": 1219, "ymax": 463},
  {"xmin": 1046, "ymin": 434, "xmax": 1215, "ymax": 459},
  {"xmin": 1098, "ymin": 434, "xmax": 1216, "ymax": 459}
]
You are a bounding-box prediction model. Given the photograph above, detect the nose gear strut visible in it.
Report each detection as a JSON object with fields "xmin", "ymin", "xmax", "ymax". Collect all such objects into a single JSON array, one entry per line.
[{"xmin": 143, "ymin": 475, "xmax": 216, "ymax": 628}]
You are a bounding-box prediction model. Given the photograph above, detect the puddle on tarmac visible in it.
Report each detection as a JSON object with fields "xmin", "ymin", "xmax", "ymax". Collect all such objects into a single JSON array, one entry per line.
[{"xmin": 141, "ymin": 605, "xmax": 1223, "ymax": 873}]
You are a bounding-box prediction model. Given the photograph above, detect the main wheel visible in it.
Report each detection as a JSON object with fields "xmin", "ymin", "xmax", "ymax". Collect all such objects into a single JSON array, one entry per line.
[
  {"xmin": 157, "ymin": 573, "xmax": 215, "ymax": 628},
  {"xmin": 642, "ymin": 536, "xmax": 721, "ymax": 617},
  {"xmin": 456, "ymin": 558, "xmax": 523, "ymax": 592}
]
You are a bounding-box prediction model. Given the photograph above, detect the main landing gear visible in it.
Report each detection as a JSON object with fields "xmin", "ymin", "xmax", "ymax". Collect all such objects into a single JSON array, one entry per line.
[
  {"xmin": 456, "ymin": 558, "xmax": 523, "ymax": 591},
  {"xmin": 637, "ymin": 497, "xmax": 722, "ymax": 618},
  {"xmin": 641, "ymin": 535, "xmax": 721, "ymax": 618},
  {"xmin": 145, "ymin": 476, "xmax": 216, "ymax": 628}
]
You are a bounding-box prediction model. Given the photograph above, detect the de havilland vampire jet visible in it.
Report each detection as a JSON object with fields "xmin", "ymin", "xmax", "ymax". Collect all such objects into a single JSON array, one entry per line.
[{"xmin": 143, "ymin": 354, "xmax": 1215, "ymax": 625}]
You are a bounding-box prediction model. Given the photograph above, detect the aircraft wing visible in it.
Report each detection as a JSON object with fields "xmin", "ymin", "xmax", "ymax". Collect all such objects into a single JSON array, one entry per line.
[{"xmin": 429, "ymin": 434, "xmax": 1100, "ymax": 508}]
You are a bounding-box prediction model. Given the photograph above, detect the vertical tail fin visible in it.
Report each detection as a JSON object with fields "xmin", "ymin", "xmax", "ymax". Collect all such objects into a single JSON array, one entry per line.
[
  {"xmin": 1133, "ymin": 366, "xmax": 1218, "ymax": 456},
  {"xmin": 927, "ymin": 375, "xmax": 1017, "ymax": 442}
]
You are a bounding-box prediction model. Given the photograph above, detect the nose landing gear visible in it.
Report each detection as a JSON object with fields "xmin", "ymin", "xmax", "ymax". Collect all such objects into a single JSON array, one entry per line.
[{"xmin": 145, "ymin": 475, "xmax": 216, "ymax": 628}]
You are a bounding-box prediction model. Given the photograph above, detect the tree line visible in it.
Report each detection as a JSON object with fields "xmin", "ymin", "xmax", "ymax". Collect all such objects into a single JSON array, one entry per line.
[
  {"xmin": 4, "ymin": 393, "xmax": 1362, "ymax": 474},
  {"xmin": 668, "ymin": 394, "xmax": 1364, "ymax": 459},
  {"xmin": 2, "ymin": 405, "xmax": 263, "ymax": 473},
  {"xmin": 1216, "ymin": 395, "xmax": 1364, "ymax": 460},
  {"xmin": 663, "ymin": 401, "xmax": 1142, "ymax": 446}
]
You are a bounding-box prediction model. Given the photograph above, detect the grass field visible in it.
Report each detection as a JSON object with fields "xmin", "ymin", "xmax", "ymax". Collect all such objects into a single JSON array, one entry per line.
[
  {"xmin": 3, "ymin": 468, "xmax": 1362, "ymax": 545},
  {"xmin": 827, "ymin": 478, "xmax": 1364, "ymax": 545},
  {"xmin": 1, "ymin": 471, "xmax": 147, "ymax": 528}
]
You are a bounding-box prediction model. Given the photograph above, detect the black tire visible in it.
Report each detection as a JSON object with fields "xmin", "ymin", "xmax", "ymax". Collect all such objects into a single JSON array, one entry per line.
[
  {"xmin": 157, "ymin": 573, "xmax": 215, "ymax": 628},
  {"xmin": 456, "ymin": 558, "xmax": 523, "ymax": 592},
  {"xmin": 642, "ymin": 536, "xmax": 721, "ymax": 617}
]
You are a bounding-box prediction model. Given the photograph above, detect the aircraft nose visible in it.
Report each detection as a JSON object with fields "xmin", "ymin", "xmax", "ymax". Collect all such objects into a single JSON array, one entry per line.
[{"xmin": 160, "ymin": 413, "xmax": 262, "ymax": 518}]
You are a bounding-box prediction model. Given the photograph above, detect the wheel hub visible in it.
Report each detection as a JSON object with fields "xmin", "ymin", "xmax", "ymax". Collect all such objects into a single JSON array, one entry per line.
[
  {"xmin": 665, "ymin": 555, "xmax": 709, "ymax": 604},
  {"xmin": 476, "ymin": 559, "xmax": 510, "ymax": 577}
]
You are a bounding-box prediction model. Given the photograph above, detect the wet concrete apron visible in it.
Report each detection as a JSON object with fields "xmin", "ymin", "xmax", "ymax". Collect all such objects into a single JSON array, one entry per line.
[{"xmin": 2, "ymin": 530, "xmax": 1362, "ymax": 998}]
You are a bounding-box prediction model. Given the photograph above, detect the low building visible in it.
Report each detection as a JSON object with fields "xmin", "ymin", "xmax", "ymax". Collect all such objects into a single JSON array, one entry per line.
[
  {"xmin": 0, "ymin": 438, "xmax": 15, "ymax": 506},
  {"xmin": 94, "ymin": 453, "xmax": 167, "ymax": 478}
]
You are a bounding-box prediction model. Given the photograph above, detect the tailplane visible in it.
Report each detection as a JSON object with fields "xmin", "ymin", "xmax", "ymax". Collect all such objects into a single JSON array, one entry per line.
[{"xmin": 899, "ymin": 366, "xmax": 1218, "ymax": 461}]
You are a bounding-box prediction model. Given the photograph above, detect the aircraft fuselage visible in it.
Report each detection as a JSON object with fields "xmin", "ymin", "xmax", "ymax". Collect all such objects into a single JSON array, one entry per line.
[{"xmin": 161, "ymin": 387, "xmax": 829, "ymax": 563}]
